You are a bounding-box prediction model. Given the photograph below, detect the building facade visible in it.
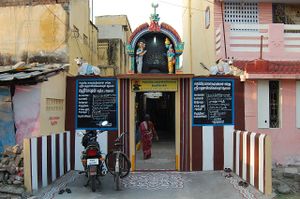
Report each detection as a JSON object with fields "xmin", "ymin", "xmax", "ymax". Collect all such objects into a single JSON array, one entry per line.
[
  {"xmin": 209, "ymin": 0, "xmax": 300, "ymax": 165},
  {"xmin": 0, "ymin": 0, "xmax": 98, "ymax": 75},
  {"xmin": 95, "ymin": 15, "xmax": 132, "ymax": 75}
]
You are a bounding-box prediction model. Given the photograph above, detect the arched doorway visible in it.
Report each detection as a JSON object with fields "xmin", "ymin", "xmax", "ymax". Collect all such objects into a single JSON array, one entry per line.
[{"xmin": 134, "ymin": 33, "xmax": 175, "ymax": 74}]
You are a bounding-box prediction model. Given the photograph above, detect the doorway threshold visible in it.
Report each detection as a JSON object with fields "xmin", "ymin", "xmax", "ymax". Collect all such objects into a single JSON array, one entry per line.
[{"xmin": 134, "ymin": 169, "xmax": 177, "ymax": 172}]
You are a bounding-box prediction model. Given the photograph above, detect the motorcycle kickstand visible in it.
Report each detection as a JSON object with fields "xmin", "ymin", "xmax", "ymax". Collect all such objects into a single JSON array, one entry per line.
[
  {"xmin": 84, "ymin": 179, "xmax": 90, "ymax": 187},
  {"xmin": 96, "ymin": 177, "xmax": 101, "ymax": 185}
]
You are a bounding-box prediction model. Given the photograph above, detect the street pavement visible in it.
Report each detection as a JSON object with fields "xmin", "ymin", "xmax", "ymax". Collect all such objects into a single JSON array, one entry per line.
[{"xmin": 34, "ymin": 170, "xmax": 272, "ymax": 199}]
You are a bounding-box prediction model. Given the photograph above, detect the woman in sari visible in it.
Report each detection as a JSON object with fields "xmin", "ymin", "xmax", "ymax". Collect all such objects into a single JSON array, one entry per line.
[{"xmin": 139, "ymin": 114, "xmax": 159, "ymax": 159}]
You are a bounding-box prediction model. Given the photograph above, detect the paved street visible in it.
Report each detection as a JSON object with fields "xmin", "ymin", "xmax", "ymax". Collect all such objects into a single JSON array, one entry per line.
[{"xmin": 34, "ymin": 170, "xmax": 271, "ymax": 199}]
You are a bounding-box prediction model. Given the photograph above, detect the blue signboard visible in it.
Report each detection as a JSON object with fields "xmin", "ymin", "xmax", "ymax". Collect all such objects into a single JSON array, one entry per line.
[
  {"xmin": 192, "ymin": 78, "xmax": 234, "ymax": 126},
  {"xmin": 75, "ymin": 78, "xmax": 118, "ymax": 130}
]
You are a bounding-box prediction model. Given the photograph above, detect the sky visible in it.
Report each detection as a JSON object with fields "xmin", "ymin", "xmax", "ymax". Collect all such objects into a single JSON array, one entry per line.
[{"xmin": 92, "ymin": 0, "xmax": 184, "ymax": 37}]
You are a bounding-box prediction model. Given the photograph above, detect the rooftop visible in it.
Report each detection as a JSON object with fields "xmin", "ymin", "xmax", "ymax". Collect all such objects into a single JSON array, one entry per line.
[{"xmin": 0, "ymin": 62, "xmax": 67, "ymax": 85}]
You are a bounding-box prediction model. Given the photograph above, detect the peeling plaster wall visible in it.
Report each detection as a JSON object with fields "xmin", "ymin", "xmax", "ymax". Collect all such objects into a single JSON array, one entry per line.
[
  {"xmin": 0, "ymin": 4, "xmax": 68, "ymax": 65},
  {"xmin": 0, "ymin": 87, "xmax": 15, "ymax": 152},
  {"xmin": 13, "ymin": 85, "xmax": 41, "ymax": 144}
]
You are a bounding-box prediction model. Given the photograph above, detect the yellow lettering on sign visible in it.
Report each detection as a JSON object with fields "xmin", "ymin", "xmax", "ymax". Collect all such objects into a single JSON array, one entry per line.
[{"xmin": 131, "ymin": 79, "xmax": 178, "ymax": 92}]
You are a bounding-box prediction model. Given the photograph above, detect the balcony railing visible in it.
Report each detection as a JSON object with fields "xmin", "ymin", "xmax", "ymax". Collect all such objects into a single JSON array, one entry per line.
[{"xmin": 216, "ymin": 23, "xmax": 300, "ymax": 61}]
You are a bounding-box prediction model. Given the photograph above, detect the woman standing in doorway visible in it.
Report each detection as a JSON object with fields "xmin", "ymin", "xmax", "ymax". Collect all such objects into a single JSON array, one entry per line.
[{"xmin": 139, "ymin": 114, "xmax": 159, "ymax": 159}]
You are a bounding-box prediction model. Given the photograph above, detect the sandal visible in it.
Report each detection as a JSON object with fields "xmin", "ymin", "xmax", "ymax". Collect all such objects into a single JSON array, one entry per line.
[
  {"xmin": 242, "ymin": 182, "xmax": 249, "ymax": 188},
  {"xmin": 224, "ymin": 168, "xmax": 232, "ymax": 173},
  {"xmin": 66, "ymin": 188, "xmax": 72, "ymax": 193},
  {"xmin": 238, "ymin": 181, "xmax": 244, "ymax": 186},
  {"xmin": 58, "ymin": 189, "xmax": 65, "ymax": 194},
  {"xmin": 238, "ymin": 181, "xmax": 249, "ymax": 188}
]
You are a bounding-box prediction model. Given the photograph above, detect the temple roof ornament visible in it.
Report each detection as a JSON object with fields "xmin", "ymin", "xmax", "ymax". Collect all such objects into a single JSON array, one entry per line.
[
  {"xmin": 126, "ymin": 3, "xmax": 184, "ymax": 73},
  {"xmin": 149, "ymin": 3, "xmax": 160, "ymax": 32}
]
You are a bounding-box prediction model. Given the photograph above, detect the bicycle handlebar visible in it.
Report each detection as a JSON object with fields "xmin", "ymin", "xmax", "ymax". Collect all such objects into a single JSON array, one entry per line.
[{"xmin": 115, "ymin": 132, "xmax": 127, "ymax": 142}]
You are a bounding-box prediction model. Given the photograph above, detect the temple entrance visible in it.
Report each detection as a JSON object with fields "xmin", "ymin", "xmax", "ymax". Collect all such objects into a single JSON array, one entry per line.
[{"xmin": 135, "ymin": 92, "xmax": 175, "ymax": 170}]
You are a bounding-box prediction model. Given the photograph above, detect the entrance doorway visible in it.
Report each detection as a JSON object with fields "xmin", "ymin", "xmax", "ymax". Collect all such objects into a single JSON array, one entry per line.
[{"xmin": 135, "ymin": 92, "xmax": 175, "ymax": 170}]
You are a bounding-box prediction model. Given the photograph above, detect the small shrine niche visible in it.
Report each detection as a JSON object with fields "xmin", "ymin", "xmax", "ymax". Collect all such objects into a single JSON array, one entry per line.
[{"xmin": 127, "ymin": 3, "xmax": 184, "ymax": 74}]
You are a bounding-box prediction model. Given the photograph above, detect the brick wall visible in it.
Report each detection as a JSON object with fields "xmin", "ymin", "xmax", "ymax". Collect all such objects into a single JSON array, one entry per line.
[{"xmin": 0, "ymin": 0, "xmax": 69, "ymax": 7}]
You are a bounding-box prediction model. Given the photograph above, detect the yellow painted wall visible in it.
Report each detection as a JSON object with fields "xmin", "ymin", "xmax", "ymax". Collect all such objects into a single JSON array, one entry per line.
[
  {"xmin": 182, "ymin": 0, "xmax": 215, "ymax": 75},
  {"xmin": 39, "ymin": 72, "xmax": 67, "ymax": 135},
  {"xmin": 68, "ymin": 0, "xmax": 99, "ymax": 75},
  {"xmin": 0, "ymin": 5, "xmax": 68, "ymax": 63}
]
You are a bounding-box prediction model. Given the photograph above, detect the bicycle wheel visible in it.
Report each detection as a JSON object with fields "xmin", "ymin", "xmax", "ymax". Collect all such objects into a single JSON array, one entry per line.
[{"xmin": 105, "ymin": 152, "xmax": 131, "ymax": 178}]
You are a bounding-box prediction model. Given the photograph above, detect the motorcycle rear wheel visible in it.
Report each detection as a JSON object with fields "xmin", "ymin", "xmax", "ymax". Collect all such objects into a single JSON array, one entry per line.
[{"xmin": 90, "ymin": 175, "xmax": 96, "ymax": 192}]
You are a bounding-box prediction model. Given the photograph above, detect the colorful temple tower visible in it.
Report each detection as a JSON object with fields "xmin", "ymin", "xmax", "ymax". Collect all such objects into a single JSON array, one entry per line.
[{"xmin": 126, "ymin": 3, "xmax": 184, "ymax": 74}]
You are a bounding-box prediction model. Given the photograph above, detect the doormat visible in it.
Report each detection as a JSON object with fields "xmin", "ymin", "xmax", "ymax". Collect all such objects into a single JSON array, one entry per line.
[{"xmin": 122, "ymin": 172, "xmax": 190, "ymax": 190}]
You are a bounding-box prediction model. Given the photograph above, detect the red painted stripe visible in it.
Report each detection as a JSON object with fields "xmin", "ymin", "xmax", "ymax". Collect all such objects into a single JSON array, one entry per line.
[
  {"xmin": 239, "ymin": 132, "xmax": 243, "ymax": 177},
  {"xmin": 230, "ymin": 36, "xmax": 269, "ymax": 40},
  {"xmin": 233, "ymin": 131, "xmax": 236, "ymax": 173},
  {"xmin": 47, "ymin": 136, "xmax": 52, "ymax": 185},
  {"xmin": 214, "ymin": 126, "xmax": 224, "ymax": 170},
  {"xmin": 186, "ymin": 79, "xmax": 190, "ymax": 171},
  {"xmin": 30, "ymin": 139, "xmax": 32, "ymax": 188},
  {"xmin": 37, "ymin": 137, "xmax": 42, "ymax": 188},
  {"xmin": 192, "ymin": 126, "xmax": 203, "ymax": 171},
  {"xmin": 264, "ymin": 136, "xmax": 266, "ymax": 192},
  {"xmin": 56, "ymin": 134, "xmax": 60, "ymax": 178},
  {"xmin": 234, "ymin": 79, "xmax": 245, "ymax": 131},
  {"xmin": 70, "ymin": 131, "xmax": 75, "ymax": 170},
  {"xmin": 230, "ymin": 44, "xmax": 268, "ymax": 48},
  {"xmin": 107, "ymin": 130, "xmax": 118, "ymax": 169},
  {"xmin": 126, "ymin": 79, "xmax": 130, "ymax": 157},
  {"xmin": 180, "ymin": 79, "xmax": 185, "ymax": 171},
  {"xmin": 64, "ymin": 133, "xmax": 67, "ymax": 174},
  {"xmin": 284, "ymin": 45, "xmax": 300, "ymax": 48},
  {"xmin": 254, "ymin": 134, "xmax": 260, "ymax": 189},
  {"xmin": 246, "ymin": 132, "xmax": 251, "ymax": 182},
  {"xmin": 65, "ymin": 77, "xmax": 76, "ymax": 170}
]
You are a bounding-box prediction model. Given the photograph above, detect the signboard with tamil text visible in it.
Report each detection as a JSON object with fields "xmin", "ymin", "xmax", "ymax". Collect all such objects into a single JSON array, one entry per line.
[
  {"xmin": 75, "ymin": 78, "xmax": 118, "ymax": 130},
  {"xmin": 192, "ymin": 78, "xmax": 234, "ymax": 126}
]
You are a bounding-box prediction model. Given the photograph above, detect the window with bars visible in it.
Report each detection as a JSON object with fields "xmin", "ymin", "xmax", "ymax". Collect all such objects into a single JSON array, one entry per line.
[
  {"xmin": 224, "ymin": 2, "xmax": 259, "ymax": 24},
  {"xmin": 269, "ymin": 81, "xmax": 280, "ymax": 128}
]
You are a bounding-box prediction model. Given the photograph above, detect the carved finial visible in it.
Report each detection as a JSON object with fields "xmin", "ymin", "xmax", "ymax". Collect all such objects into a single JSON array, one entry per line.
[{"xmin": 151, "ymin": 3, "xmax": 159, "ymax": 15}]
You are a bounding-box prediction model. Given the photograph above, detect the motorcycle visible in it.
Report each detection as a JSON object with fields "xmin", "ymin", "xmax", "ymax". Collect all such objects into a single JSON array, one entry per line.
[{"xmin": 79, "ymin": 121, "xmax": 108, "ymax": 192}]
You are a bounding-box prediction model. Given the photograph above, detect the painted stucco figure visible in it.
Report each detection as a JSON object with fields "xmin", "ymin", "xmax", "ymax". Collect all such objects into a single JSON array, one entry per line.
[
  {"xmin": 136, "ymin": 41, "xmax": 147, "ymax": 73},
  {"xmin": 165, "ymin": 38, "xmax": 175, "ymax": 74},
  {"xmin": 75, "ymin": 57, "xmax": 100, "ymax": 75}
]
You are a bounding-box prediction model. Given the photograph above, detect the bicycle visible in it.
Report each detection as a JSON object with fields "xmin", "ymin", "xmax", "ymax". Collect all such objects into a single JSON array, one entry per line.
[{"xmin": 105, "ymin": 132, "xmax": 131, "ymax": 190}]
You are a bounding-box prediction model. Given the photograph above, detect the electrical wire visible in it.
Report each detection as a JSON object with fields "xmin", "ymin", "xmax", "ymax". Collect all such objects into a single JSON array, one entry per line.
[{"xmin": 44, "ymin": 5, "xmax": 69, "ymax": 28}]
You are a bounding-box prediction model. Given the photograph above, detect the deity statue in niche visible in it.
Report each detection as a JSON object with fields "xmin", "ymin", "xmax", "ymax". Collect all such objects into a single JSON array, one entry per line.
[
  {"xmin": 165, "ymin": 38, "xmax": 176, "ymax": 74},
  {"xmin": 136, "ymin": 41, "xmax": 147, "ymax": 73}
]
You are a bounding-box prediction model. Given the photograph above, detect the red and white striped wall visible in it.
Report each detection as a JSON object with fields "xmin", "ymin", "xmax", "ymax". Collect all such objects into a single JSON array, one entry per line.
[
  {"xmin": 24, "ymin": 131, "xmax": 71, "ymax": 192},
  {"xmin": 233, "ymin": 130, "xmax": 272, "ymax": 194},
  {"xmin": 192, "ymin": 125, "xmax": 235, "ymax": 171}
]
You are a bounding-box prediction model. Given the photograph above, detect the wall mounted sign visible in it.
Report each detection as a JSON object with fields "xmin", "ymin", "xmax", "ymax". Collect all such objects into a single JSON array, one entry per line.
[
  {"xmin": 131, "ymin": 79, "xmax": 177, "ymax": 92},
  {"xmin": 76, "ymin": 78, "xmax": 118, "ymax": 130},
  {"xmin": 192, "ymin": 78, "xmax": 234, "ymax": 126}
]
